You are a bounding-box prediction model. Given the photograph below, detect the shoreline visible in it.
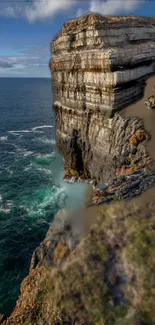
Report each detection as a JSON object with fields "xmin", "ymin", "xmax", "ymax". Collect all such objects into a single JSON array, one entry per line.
[{"xmin": 2, "ymin": 13, "xmax": 155, "ymax": 325}]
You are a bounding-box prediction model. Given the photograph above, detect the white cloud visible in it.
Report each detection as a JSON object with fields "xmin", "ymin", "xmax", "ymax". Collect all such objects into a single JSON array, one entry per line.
[
  {"xmin": 0, "ymin": 43, "xmax": 51, "ymax": 77},
  {"xmin": 0, "ymin": 53, "xmax": 51, "ymax": 77},
  {"xmin": 89, "ymin": 0, "xmax": 145, "ymax": 15},
  {"xmin": 3, "ymin": 7, "xmax": 17, "ymax": 18},
  {"xmin": 0, "ymin": 0, "xmax": 145, "ymax": 21},
  {"xmin": 76, "ymin": 8, "xmax": 85, "ymax": 17},
  {"xmin": 0, "ymin": 1, "xmax": 26, "ymax": 18},
  {"xmin": 76, "ymin": 7, "xmax": 91, "ymax": 18},
  {"xmin": 26, "ymin": 0, "xmax": 77, "ymax": 22},
  {"xmin": 0, "ymin": 0, "xmax": 77, "ymax": 22},
  {"xmin": 0, "ymin": 53, "xmax": 47, "ymax": 70}
]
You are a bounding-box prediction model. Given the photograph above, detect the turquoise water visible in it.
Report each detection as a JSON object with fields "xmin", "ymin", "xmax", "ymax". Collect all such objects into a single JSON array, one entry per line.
[{"xmin": 0, "ymin": 78, "xmax": 87, "ymax": 316}]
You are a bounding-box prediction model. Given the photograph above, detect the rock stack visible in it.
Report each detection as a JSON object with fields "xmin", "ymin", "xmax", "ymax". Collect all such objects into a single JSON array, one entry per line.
[{"xmin": 50, "ymin": 14, "xmax": 155, "ymax": 183}]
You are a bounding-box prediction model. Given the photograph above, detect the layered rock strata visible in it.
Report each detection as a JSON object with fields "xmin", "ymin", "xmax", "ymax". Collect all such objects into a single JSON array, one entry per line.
[
  {"xmin": 50, "ymin": 14, "xmax": 155, "ymax": 183},
  {"xmin": 2, "ymin": 14, "xmax": 155, "ymax": 325}
]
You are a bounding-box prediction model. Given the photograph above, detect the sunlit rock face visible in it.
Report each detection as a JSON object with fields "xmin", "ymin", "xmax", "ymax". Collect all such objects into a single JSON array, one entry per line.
[{"xmin": 50, "ymin": 14, "xmax": 155, "ymax": 183}]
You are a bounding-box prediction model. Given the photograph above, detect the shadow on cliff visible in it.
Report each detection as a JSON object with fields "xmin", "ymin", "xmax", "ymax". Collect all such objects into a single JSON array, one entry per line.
[{"xmin": 70, "ymin": 128, "xmax": 84, "ymax": 174}]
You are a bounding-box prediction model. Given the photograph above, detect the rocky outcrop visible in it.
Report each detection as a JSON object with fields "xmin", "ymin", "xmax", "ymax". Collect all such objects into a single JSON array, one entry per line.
[
  {"xmin": 90, "ymin": 168, "xmax": 155, "ymax": 205},
  {"xmin": 29, "ymin": 208, "xmax": 83, "ymax": 271},
  {"xmin": 50, "ymin": 14, "xmax": 155, "ymax": 183},
  {"xmin": 145, "ymin": 95, "xmax": 155, "ymax": 109}
]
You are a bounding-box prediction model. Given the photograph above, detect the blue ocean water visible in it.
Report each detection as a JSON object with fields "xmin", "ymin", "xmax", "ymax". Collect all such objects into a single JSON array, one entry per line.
[{"xmin": 0, "ymin": 78, "xmax": 88, "ymax": 316}]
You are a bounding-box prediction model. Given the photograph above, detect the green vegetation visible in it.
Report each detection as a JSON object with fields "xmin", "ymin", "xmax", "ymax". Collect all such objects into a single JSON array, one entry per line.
[
  {"xmin": 122, "ymin": 211, "xmax": 155, "ymax": 324},
  {"xmin": 3, "ymin": 197, "xmax": 155, "ymax": 325}
]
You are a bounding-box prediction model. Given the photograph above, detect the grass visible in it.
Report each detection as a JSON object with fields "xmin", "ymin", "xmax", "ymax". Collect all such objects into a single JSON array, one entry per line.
[{"xmin": 2, "ymin": 197, "xmax": 155, "ymax": 325}]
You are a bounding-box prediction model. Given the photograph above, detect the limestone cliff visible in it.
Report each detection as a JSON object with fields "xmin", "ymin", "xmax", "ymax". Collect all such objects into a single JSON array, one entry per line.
[
  {"xmin": 50, "ymin": 14, "xmax": 155, "ymax": 183},
  {"xmin": 2, "ymin": 14, "xmax": 155, "ymax": 325}
]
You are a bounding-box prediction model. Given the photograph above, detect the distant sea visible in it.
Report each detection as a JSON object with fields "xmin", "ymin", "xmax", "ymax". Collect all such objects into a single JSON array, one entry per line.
[{"xmin": 0, "ymin": 78, "xmax": 87, "ymax": 316}]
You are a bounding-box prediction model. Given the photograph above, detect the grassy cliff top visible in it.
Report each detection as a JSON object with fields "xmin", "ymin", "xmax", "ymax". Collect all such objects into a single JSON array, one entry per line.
[
  {"xmin": 2, "ymin": 192, "xmax": 155, "ymax": 325},
  {"xmin": 53, "ymin": 13, "xmax": 155, "ymax": 41}
]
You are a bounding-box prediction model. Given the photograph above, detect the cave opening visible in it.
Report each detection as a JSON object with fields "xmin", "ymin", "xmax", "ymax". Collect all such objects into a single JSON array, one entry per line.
[{"xmin": 71, "ymin": 129, "xmax": 84, "ymax": 174}]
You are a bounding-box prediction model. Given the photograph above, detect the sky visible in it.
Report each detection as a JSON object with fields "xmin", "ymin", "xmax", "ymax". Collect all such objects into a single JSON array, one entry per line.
[{"xmin": 0, "ymin": 0, "xmax": 155, "ymax": 78}]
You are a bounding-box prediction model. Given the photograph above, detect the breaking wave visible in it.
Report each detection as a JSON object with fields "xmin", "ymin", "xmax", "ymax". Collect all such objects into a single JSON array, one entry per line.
[
  {"xmin": 32, "ymin": 125, "xmax": 53, "ymax": 131},
  {"xmin": 8, "ymin": 130, "xmax": 31, "ymax": 134},
  {"xmin": 0, "ymin": 78, "xmax": 87, "ymax": 317},
  {"xmin": 0, "ymin": 136, "xmax": 8, "ymax": 141},
  {"xmin": 37, "ymin": 137, "xmax": 56, "ymax": 145}
]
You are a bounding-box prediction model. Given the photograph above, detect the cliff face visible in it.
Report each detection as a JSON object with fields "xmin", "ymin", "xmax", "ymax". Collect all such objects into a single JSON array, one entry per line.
[
  {"xmin": 50, "ymin": 14, "xmax": 155, "ymax": 183},
  {"xmin": 2, "ymin": 14, "xmax": 155, "ymax": 325}
]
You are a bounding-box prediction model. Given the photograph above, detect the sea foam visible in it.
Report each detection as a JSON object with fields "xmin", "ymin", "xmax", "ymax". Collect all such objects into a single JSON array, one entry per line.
[
  {"xmin": 0, "ymin": 136, "xmax": 8, "ymax": 141},
  {"xmin": 32, "ymin": 125, "xmax": 53, "ymax": 131},
  {"xmin": 38, "ymin": 137, "xmax": 56, "ymax": 145}
]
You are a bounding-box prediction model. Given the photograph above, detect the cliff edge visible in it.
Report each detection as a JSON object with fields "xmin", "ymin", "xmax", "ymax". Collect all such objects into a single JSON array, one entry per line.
[
  {"xmin": 2, "ymin": 14, "xmax": 155, "ymax": 325},
  {"xmin": 2, "ymin": 197, "xmax": 155, "ymax": 325}
]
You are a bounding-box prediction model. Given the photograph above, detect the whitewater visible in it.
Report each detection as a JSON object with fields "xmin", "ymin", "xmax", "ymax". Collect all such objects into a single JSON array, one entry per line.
[{"xmin": 0, "ymin": 77, "xmax": 88, "ymax": 316}]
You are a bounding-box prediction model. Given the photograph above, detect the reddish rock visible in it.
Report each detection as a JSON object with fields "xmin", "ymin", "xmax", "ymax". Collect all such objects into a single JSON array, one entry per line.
[{"xmin": 53, "ymin": 242, "xmax": 70, "ymax": 265}]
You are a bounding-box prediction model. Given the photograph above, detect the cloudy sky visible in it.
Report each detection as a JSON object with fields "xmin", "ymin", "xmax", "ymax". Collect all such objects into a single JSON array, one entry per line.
[{"xmin": 0, "ymin": 0, "xmax": 154, "ymax": 77}]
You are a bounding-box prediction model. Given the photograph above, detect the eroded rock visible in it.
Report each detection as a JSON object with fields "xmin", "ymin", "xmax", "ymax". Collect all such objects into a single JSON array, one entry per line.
[{"xmin": 50, "ymin": 13, "xmax": 155, "ymax": 183}]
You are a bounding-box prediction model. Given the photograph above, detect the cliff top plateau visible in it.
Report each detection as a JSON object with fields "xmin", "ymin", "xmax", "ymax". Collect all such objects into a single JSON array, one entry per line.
[
  {"xmin": 53, "ymin": 13, "xmax": 155, "ymax": 41},
  {"xmin": 2, "ymin": 195, "xmax": 155, "ymax": 325}
]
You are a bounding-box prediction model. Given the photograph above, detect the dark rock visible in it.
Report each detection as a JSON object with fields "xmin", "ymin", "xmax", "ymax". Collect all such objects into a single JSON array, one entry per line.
[
  {"xmin": 124, "ymin": 179, "xmax": 141, "ymax": 190},
  {"xmin": 30, "ymin": 247, "xmax": 44, "ymax": 272}
]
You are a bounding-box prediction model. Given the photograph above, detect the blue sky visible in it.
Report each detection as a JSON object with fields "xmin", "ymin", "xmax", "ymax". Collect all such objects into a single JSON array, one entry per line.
[{"xmin": 0, "ymin": 0, "xmax": 155, "ymax": 77}]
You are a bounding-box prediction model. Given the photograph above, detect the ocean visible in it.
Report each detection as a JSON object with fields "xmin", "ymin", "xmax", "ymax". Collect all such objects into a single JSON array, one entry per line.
[{"xmin": 0, "ymin": 78, "xmax": 88, "ymax": 316}]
